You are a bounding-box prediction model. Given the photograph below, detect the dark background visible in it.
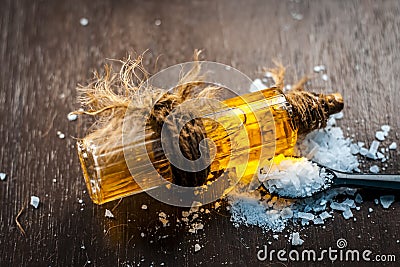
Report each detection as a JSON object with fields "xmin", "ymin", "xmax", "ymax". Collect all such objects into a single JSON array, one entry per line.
[{"xmin": 1, "ymin": 0, "xmax": 400, "ymax": 266}]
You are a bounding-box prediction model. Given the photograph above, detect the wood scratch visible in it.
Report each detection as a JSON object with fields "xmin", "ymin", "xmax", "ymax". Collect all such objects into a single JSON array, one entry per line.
[
  {"xmin": 104, "ymin": 224, "xmax": 128, "ymax": 236},
  {"xmin": 15, "ymin": 203, "xmax": 26, "ymax": 236},
  {"xmin": 41, "ymin": 112, "xmax": 58, "ymax": 137},
  {"xmin": 111, "ymin": 198, "xmax": 123, "ymax": 212}
]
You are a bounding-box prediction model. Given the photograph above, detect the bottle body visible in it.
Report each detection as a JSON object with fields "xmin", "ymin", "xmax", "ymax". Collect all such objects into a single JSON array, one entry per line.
[{"xmin": 77, "ymin": 87, "xmax": 298, "ymax": 204}]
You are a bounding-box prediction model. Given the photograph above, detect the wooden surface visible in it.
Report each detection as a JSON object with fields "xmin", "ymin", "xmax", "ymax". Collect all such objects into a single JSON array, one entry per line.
[{"xmin": 1, "ymin": 0, "xmax": 400, "ymax": 266}]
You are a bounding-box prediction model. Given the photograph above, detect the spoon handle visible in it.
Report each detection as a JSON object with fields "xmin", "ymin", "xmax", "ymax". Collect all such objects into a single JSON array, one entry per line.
[{"xmin": 333, "ymin": 171, "xmax": 400, "ymax": 190}]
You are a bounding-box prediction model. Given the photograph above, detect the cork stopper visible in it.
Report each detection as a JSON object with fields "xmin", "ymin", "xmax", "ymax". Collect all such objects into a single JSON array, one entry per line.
[{"xmin": 285, "ymin": 90, "xmax": 344, "ymax": 135}]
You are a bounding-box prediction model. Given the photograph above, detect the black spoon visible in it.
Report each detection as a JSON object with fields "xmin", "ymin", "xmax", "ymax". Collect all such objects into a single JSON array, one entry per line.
[{"xmin": 259, "ymin": 162, "xmax": 400, "ymax": 199}]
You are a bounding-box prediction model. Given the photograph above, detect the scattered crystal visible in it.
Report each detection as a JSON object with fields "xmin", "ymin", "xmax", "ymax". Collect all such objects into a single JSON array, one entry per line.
[
  {"xmin": 30, "ymin": 196, "xmax": 40, "ymax": 209},
  {"xmin": 380, "ymin": 195, "xmax": 395, "ymax": 209},
  {"xmin": 291, "ymin": 232, "xmax": 304, "ymax": 246},
  {"xmin": 105, "ymin": 209, "xmax": 114, "ymax": 218},
  {"xmin": 369, "ymin": 165, "xmax": 379, "ymax": 173}
]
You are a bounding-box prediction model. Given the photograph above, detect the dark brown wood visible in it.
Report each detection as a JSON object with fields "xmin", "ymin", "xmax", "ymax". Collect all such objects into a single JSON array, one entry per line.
[{"xmin": 1, "ymin": 0, "xmax": 400, "ymax": 266}]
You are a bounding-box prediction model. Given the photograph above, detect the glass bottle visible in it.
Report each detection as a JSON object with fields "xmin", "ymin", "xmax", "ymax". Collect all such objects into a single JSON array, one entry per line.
[{"xmin": 77, "ymin": 87, "xmax": 342, "ymax": 204}]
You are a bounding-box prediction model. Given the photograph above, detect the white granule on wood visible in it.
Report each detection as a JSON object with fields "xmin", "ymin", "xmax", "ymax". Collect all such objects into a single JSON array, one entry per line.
[
  {"xmin": 30, "ymin": 196, "xmax": 40, "ymax": 209},
  {"xmin": 105, "ymin": 209, "xmax": 114, "ymax": 218},
  {"xmin": 194, "ymin": 243, "xmax": 201, "ymax": 252},
  {"xmin": 0, "ymin": 172, "xmax": 6, "ymax": 181},
  {"xmin": 291, "ymin": 232, "xmax": 304, "ymax": 246},
  {"xmin": 67, "ymin": 112, "xmax": 78, "ymax": 121},
  {"xmin": 369, "ymin": 165, "xmax": 379, "ymax": 173},
  {"xmin": 154, "ymin": 19, "xmax": 161, "ymax": 26},
  {"xmin": 79, "ymin": 17, "xmax": 89, "ymax": 26},
  {"xmin": 141, "ymin": 204, "xmax": 148, "ymax": 210},
  {"xmin": 389, "ymin": 142, "xmax": 397, "ymax": 150}
]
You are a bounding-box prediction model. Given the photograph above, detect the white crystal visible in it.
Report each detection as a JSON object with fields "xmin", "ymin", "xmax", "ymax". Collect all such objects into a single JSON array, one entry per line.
[
  {"xmin": 342, "ymin": 208, "xmax": 353, "ymax": 220},
  {"xmin": 389, "ymin": 142, "xmax": 397, "ymax": 150},
  {"xmin": 67, "ymin": 113, "xmax": 78, "ymax": 121},
  {"xmin": 369, "ymin": 165, "xmax": 379, "ymax": 173},
  {"xmin": 80, "ymin": 18, "xmax": 89, "ymax": 26},
  {"xmin": 291, "ymin": 232, "xmax": 304, "ymax": 246},
  {"xmin": 381, "ymin": 125, "xmax": 390, "ymax": 133},
  {"xmin": 105, "ymin": 209, "xmax": 114, "ymax": 218},
  {"xmin": 368, "ymin": 208, "xmax": 373, "ymax": 213},
  {"xmin": 380, "ymin": 195, "xmax": 395, "ymax": 209},
  {"xmin": 355, "ymin": 194, "xmax": 363, "ymax": 204},
  {"xmin": 194, "ymin": 243, "xmax": 202, "ymax": 252},
  {"xmin": 30, "ymin": 196, "xmax": 40, "ymax": 209},
  {"xmin": 313, "ymin": 66, "xmax": 321, "ymax": 72},
  {"xmin": 0, "ymin": 172, "xmax": 6, "ymax": 181},
  {"xmin": 375, "ymin": 131, "xmax": 385, "ymax": 141}
]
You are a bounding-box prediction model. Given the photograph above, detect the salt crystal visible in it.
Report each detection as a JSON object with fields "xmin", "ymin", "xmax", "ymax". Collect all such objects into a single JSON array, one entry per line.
[
  {"xmin": 313, "ymin": 66, "xmax": 321, "ymax": 73},
  {"xmin": 30, "ymin": 196, "xmax": 40, "ymax": 208},
  {"xmin": 359, "ymin": 148, "xmax": 368, "ymax": 156},
  {"xmin": 330, "ymin": 202, "xmax": 347, "ymax": 211},
  {"xmin": 280, "ymin": 207, "xmax": 293, "ymax": 219},
  {"xmin": 369, "ymin": 165, "xmax": 379, "ymax": 173},
  {"xmin": 350, "ymin": 144, "xmax": 359, "ymax": 155},
  {"xmin": 80, "ymin": 17, "xmax": 89, "ymax": 26},
  {"xmin": 332, "ymin": 112, "xmax": 344, "ymax": 119},
  {"xmin": 0, "ymin": 172, "xmax": 6, "ymax": 180},
  {"xmin": 297, "ymin": 212, "xmax": 315, "ymax": 221},
  {"xmin": 357, "ymin": 142, "xmax": 365, "ymax": 148},
  {"xmin": 381, "ymin": 125, "xmax": 390, "ymax": 133},
  {"xmin": 380, "ymin": 195, "xmax": 395, "ymax": 209},
  {"xmin": 273, "ymin": 234, "xmax": 279, "ymax": 240},
  {"xmin": 342, "ymin": 208, "xmax": 353, "ymax": 219},
  {"xmin": 249, "ymin": 79, "xmax": 267, "ymax": 92},
  {"xmin": 375, "ymin": 131, "xmax": 385, "ymax": 141},
  {"xmin": 67, "ymin": 113, "xmax": 78, "ymax": 121},
  {"xmin": 154, "ymin": 19, "xmax": 161, "ymax": 26},
  {"xmin": 355, "ymin": 194, "xmax": 363, "ymax": 204},
  {"xmin": 321, "ymin": 74, "xmax": 329, "ymax": 81},
  {"xmin": 194, "ymin": 243, "xmax": 201, "ymax": 252},
  {"xmin": 376, "ymin": 152, "xmax": 385, "ymax": 159},
  {"xmin": 389, "ymin": 142, "xmax": 397, "ymax": 150},
  {"xmin": 319, "ymin": 211, "xmax": 332, "ymax": 220},
  {"xmin": 369, "ymin": 140, "xmax": 380, "ymax": 154},
  {"xmin": 313, "ymin": 217, "xmax": 324, "ymax": 224},
  {"xmin": 105, "ymin": 209, "xmax": 114, "ymax": 218},
  {"xmin": 374, "ymin": 199, "xmax": 379, "ymax": 205},
  {"xmin": 291, "ymin": 232, "xmax": 304, "ymax": 246},
  {"xmin": 141, "ymin": 204, "xmax": 148, "ymax": 210},
  {"xmin": 342, "ymin": 198, "xmax": 355, "ymax": 208},
  {"xmin": 368, "ymin": 208, "xmax": 373, "ymax": 213}
]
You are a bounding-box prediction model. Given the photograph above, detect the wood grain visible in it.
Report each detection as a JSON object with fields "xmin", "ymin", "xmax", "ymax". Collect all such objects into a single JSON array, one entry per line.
[{"xmin": 1, "ymin": 0, "xmax": 399, "ymax": 266}]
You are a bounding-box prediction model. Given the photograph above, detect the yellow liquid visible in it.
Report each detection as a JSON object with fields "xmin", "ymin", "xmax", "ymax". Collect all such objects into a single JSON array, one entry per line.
[{"xmin": 77, "ymin": 88, "xmax": 298, "ymax": 204}]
